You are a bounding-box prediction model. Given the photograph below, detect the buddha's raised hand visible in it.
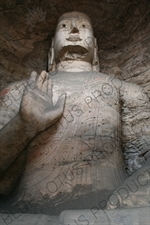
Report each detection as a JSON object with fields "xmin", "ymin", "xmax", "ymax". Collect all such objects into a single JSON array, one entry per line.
[{"xmin": 20, "ymin": 71, "xmax": 66, "ymax": 134}]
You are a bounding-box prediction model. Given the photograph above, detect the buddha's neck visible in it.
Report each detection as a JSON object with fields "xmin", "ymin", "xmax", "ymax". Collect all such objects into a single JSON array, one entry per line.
[{"xmin": 56, "ymin": 61, "xmax": 93, "ymax": 72}]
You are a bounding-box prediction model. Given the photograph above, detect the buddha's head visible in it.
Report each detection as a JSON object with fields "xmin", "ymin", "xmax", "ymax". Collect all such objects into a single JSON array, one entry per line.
[{"xmin": 48, "ymin": 11, "xmax": 100, "ymax": 72}]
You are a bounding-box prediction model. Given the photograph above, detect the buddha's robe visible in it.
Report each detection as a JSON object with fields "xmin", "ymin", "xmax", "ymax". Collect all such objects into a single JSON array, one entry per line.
[{"xmin": 0, "ymin": 71, "xmax": 149, "ymax": 214}]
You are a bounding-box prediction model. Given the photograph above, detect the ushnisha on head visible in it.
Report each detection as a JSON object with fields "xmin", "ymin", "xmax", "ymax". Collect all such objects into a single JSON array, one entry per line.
[{"xmin": 48, "ymin": 11, "xmax": 100, "ymax": 72}]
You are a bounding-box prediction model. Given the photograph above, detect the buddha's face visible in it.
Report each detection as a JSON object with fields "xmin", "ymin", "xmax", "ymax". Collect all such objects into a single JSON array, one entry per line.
[{"xmin": 54, "ymin": 12, "xmax": 95, "ymax": 64}]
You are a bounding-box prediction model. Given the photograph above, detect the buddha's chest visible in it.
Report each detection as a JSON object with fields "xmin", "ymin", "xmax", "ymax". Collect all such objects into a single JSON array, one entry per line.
[{"xmin": 52, "ymin": 75, "xmax": 121, "ymax": 138}]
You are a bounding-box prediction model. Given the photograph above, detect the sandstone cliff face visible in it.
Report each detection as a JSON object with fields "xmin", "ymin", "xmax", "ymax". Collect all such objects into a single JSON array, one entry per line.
[{"xmin": 0, "ymin": 0, "xmax": 150, "ymax": 97}]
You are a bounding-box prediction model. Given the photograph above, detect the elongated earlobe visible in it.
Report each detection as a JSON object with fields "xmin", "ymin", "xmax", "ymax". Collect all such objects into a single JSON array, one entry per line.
[
  {"xmin": 92, "ymin": 38, "xmax": 100, "ymax": 72},
  {"xmin": 48, "ymin": 38, "xmax": 56, "ymax": 72}
]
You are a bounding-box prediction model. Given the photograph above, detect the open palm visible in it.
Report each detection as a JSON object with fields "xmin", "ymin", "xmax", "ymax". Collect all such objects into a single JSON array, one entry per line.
[{"xmin": 20, "ymin": 71, "xmax": 66, "ymax": 133}]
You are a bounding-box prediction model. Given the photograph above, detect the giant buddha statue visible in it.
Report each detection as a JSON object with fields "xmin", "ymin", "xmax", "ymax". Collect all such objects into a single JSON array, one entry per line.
[{"xmin": 0, "ymin": 11, "xmax": 149, "ymax": 223}]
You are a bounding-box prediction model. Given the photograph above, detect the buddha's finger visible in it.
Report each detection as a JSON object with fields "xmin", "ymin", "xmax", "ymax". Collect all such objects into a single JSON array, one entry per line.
[
  {"xmin": 42, "ymin": 72, "xmax": 49, "ymax": 93},
  {"xmin": 37, "ymin": 71, "xmax": 47, "ymax": 90},
  {"xmin": 53, "ymin": 93, "xmax": 66, "ymax": 112},
  {"xmin": 47, "ymin": 77, "xmax": 53, "ymax": 97},
  {"xmin": 46, "ymin": 93, "xmax": 66, "ymax": 128},
  {"xmin": 23, "ymin": 71, "xmax": 38, "ymax": 95},
  {"xmin": 30, "ymin": 71, "xmax": 38, "ymax": 80},
  {"xmin": 26, "ymin": 71, "xmax": 37, "ymax": 89}
]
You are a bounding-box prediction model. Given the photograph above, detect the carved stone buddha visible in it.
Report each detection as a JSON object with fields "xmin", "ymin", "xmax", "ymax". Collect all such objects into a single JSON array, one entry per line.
[{"xmin": 0, "ymin": 12, "xmax": 149, "ymax": 220}]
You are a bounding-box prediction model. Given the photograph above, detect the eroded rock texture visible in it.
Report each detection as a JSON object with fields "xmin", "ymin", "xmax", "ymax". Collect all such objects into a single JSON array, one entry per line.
[
  {"xmin": 0, "ymin": 0, "xmax": 150, "ymax": 96},
  {"xmin": 0, "ymin": 0, "xmax": 150, "ymax": 220}
]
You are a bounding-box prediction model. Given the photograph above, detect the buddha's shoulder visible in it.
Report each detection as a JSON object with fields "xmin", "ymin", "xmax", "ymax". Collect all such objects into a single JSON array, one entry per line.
[
  {"xmin": 49, "ymin": 71, "xmax": 116, "ymax": 84},
  {"xmin": 0, "ymin": 80, "xmax": 26, "ymax": 97},
  {"xmin": 0, "ymin": 79, "xmax": 26, "ymax": 109},
  {"xmin": 0, "ymin": 80, "xmax": 27, "ymax": 128},
  {"xmin": 94, "ymin": 72, "xmax": 142, "ymax": 91}
]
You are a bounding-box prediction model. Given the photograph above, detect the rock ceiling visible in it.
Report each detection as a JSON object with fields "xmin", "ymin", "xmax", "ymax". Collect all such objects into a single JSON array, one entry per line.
[{"xmin": 0, "ymin": 0, "xmax": 150, "ymax": 95}]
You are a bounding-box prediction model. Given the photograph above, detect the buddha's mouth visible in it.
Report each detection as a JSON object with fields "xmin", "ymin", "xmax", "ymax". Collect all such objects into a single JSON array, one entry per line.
[
  {"xmin": 66, "ymin": 35, "xmax": 82, "ymax": 42},
  {"xmin": 59, "ymin": 45, "xmax": 88, "ymax": 61}
]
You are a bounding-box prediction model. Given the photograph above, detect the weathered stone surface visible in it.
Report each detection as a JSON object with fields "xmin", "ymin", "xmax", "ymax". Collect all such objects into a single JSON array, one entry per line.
[
  {"xmin": 0, "ymin": 214, "xmax": 61, "ymax": 225},
  {"xmin": 59, "ymin": 207, "xmax": 150, "ymax": 225},
  {"xmin": 107, "ymin": 159, "xmax": 150, "ymax": 209},
  {"xmin": 0, "ymin": 206, "xmax": 150, "ymax": 225},
  {"xmin": 0, "ymin": 4, "xmax": 149, "ymax": 224}
]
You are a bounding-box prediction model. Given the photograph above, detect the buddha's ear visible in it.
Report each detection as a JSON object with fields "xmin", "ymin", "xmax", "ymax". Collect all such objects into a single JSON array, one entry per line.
[
  {"xmin": 48, "ymin": 38, "xmax": 56, "ymax": 72},
  {"xmin": 92, "ymin": 37, "xmax": 100, "ymax": 72}
]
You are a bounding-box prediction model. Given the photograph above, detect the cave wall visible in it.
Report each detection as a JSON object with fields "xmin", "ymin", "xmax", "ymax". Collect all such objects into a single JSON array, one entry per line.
[{"xmin": 0, "ymin": 0, "xmax": 150, "ymax": 96}]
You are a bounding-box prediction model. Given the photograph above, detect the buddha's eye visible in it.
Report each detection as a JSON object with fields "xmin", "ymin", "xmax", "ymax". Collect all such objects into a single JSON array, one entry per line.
[
  {"xmin": 81, "ymin": 24, "xmax": 86, "ymax": 28},
  {"xmin": 61, "ymin": 24, "xmax": 67, "ymax": 28}
]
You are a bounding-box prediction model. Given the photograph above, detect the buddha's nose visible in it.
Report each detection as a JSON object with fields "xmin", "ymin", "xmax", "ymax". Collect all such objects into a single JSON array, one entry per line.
[{"xmin": 70, "ymin": 27, "xmax": 79, "ymax": 34}]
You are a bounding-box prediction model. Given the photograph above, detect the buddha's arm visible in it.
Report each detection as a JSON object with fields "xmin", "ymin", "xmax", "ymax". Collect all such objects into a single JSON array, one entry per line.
[
  {"xmin": 0, "ymin": 80, "xmax": 27, "ymax": 196},
  {"xmin": 0, "ymin": 71, "xmax": 66, "ymax": 195},
  {"xmin": 120, "ymin": 81, "xmax": 150, "ymax": 174},
  {"xmin": 0, "ymin": 112, "xmax": 35, "ymax": 175}
]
